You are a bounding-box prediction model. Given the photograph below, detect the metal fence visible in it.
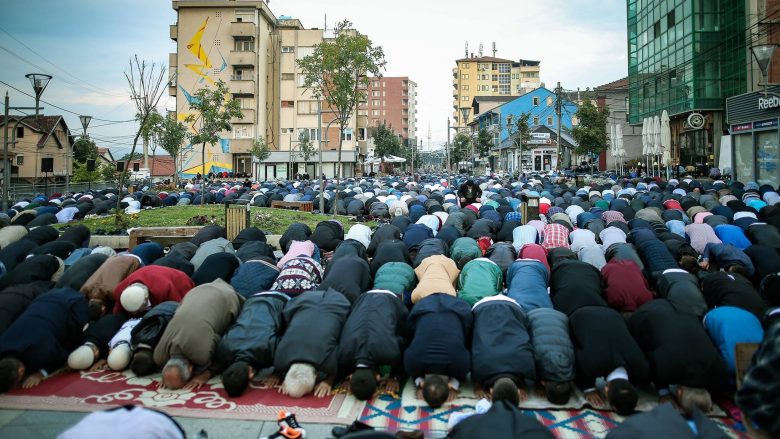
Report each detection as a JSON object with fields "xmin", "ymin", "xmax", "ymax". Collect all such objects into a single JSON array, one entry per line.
[{"xmin": 6, "ymin": 180, "xmax": 116, "ymax": 201}]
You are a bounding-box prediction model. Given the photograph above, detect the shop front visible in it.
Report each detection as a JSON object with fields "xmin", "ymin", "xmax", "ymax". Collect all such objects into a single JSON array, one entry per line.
[{"xmin": 726, "ymin": 87, "xmax": 780, "ymax": 187}]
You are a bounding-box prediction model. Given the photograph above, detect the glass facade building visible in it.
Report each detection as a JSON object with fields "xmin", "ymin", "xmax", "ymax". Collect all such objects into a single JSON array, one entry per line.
[{"xmin": 628, "ymin": 0, "xmax": 747, "ymax": 124}]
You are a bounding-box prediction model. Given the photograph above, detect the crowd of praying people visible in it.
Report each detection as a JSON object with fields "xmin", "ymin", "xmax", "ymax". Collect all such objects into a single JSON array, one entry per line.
[{"xmin": 0, "ymin": 172, "xmax": 779, "ymax": 438}]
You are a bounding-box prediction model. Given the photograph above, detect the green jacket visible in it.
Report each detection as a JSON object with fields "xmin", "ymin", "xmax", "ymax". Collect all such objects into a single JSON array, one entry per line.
[
  {"xmin": 457, "ymin": 258, "xmax": 503, "ymax": 306},
  {"xmin": 373, "ymin": 262, "xmax": 416, "ymax": 297}
]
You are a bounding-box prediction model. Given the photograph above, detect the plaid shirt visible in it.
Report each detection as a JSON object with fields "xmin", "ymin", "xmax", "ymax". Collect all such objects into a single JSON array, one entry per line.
[
  {"xmin": 601, "ymin": 210, "xmax": 627, "ymax": 224},
  {"xmin": 736, "ymin": 319, "xmax": 780, "ymax": 437},
  {"xmin": 541, "ymin": 223, "xmax": 570, "ymax": 250}
]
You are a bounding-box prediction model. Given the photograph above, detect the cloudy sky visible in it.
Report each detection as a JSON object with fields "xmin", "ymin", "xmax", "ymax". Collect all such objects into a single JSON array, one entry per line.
[{"xmin": 0, "ymin": 0, "xmax": 628, "ymax": 156}]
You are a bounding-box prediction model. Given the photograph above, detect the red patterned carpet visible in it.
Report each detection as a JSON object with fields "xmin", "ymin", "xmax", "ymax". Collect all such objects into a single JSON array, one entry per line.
[{"xmin": 0, "ymin": 369, "xmax": 365, "ymax": 424}]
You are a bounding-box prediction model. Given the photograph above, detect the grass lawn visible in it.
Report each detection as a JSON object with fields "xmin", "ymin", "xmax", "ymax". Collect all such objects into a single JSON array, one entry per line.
[{"xmin": 54, "ymin": 205, "xmax": 376, "ymax": 235}]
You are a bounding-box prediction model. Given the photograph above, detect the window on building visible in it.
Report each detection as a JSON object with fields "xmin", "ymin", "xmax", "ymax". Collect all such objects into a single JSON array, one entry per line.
[
  {"xmin": 667, "ymin": 10, "xmax": 675, "ymax": 28},
  {"xmin": 499, "ymin": 74, "xmax": 510, "ymax": 84},
  {"xmin": 281, "ymin": 73, "xmax": 294, "ymax": 81},
  {"xmin": 372, "ymin": 99, "xmax": 380, "ymax": 106},
  {"xmin": 533, "ymin": 116, "xmax": 540, "ymax": 125},
  {"xmin": 482, "ymin": 85, "xmax": 490, "ymax": 91},
  {"xmin": 492, "ymin": 85, "xmax": 498, "ymax": 92},
  {"xmin": 15, "ymin": 127, "xmax": 23, "ymax": 138},
  {"xmin": 297, "ymin": 75, "xmax": 308, "ymax": 87},
  {"xmin": 372, "ymin": 109, "xmax": 380, "ymax": 116},
  {"xmin": 372, "ymin": 90, "xmax": 381, "ymax": 97},
  {"xmin": 232, "ymin": 67, "xmax": 254, "ymax": 80},
  {"xmin": 358, "ymin": 127, "xmax": 367, "ymax": 140},
  {"xmin": 481, "ymin": 74, "xmax": 489, "ymax": 80},
  {"xmin": 234, "ymin": 96, "xmax": 253, "ymax": 109},
  {"xmin": 296, "ymin": 46, "xmax": 315, "ymax": 59},
  {"xmin": 492, "ymin": 75, "xmax": 498, "ymax": 81},
  {"xmin": 462, "ymin": 63, "xmax": 469, "ymax": 69},
  {"xmin": 372, "ymin": 81, "xmax": 380, "ymax": 87},
  {"xmin": 498, "ymin": 63, "xmax": 510, "ymax": 73},
  {"xmin": 297, "ymin": 128, "xmax": 319, "ymax": 141},
  {"xmin": 16, "ymin": 155, "xmax": 23, "ymax": 166},
  {"xmin": 281, "ymin": 100, "xmax": 294, "ymax": 108},
  {"xmin": 235, "ymin": 9, "xmax": 255, "ymax": 23},
  {"xmin": 492, "ymin": 63, "xmax": 498, "ymax": 70},
  {"xmin": 282, "ymin": 128, "xmax": 294, "ymax": 134},
  {"xmin": 281, "ymin": 46, "xmax": 294, "ymax": 53},
  {"xmin": 499, "ymin": 85, "xmax": 510, "ymax": 94},
  {"xmin": 234, "ymin": 38, "xmax": 254, "ymax": 52},
  {"xmin": 358, "ymin": 109, "xmax": 368, "ymax": 116},
  {"xmin": 547, "ymin": 116, "xmax": 554, "ymax": 125},
  {"xmin": 547, "ymin": 96, "xmax": 554, "ymax": 106},
  {"xmin": 297, "ymin": 100, "xmax": 318, "ymax": 115},
  {"xmin": 572, "ymin": 116, "xmax": 578, "ymax": 126},
  {"xmin": 533, "ymin": 97, "xmax": 540, "ymax": 106},
  {"xmin": 511, "ymin": 73, "xmax": 520, "ymax": 80},
  {"xmin": 461, "ymin": 74, "xmax": 469, "ymax": 80},
  {"xmin": 233, "ymin": 125, "xmax": 253, "ymax": 138},
  {"xmin": 653, "ymin": 21, "xmax": 661, "ymax": 39},
  {"xmin": 461, "ymin": 95, "xmax": 470, "ymax": 102},
  {"xmin": 462, "ymin": 85, "xmax": 469, "ymax": 91},
  {"xmin": 341, "ymin": 128, "xmax": 353, "ymax": 141}
]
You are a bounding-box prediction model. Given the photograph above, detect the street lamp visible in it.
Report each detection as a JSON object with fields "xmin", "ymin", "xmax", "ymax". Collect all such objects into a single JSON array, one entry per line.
[
  {"xmin": 67, "ymin": 115, "xmax": 92, "ymax": 194},
  {"xmin": 3, "ymin": 73, "xmax": 52, "ymax": 211},
  {"xmin": 26, "ymin": 73, "xmax": 52, "ymax": 116},
  {"xmin": 751, "ymin": 44, "xmax": 778, "ymax": 95}
]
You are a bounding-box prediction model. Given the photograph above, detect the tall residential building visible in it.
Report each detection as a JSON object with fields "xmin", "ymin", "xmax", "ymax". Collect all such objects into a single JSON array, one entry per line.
[
  {"xmin": 627, "ymin": 0, "xmax": 746, "ymax": 169},
  {"xmin": 361, "ymin": 76, "xmax": 418, "ymax": 146},
  {"xmin": 452, "ymin": 56, "xmax": 540, "ymax": 128},
  {"xmin": 170, "ymin": 1, "xmax": 365, "ymax": 179}
]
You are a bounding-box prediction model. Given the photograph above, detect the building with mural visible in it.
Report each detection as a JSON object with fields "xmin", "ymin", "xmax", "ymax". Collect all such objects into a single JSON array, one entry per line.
[
  {"xmin": 169, "ymin": 1, "xmax": 367, "ymax": 179},
  {"xmin": 471, "ymin": 87, "xmax": 578, "ymax": 173}
]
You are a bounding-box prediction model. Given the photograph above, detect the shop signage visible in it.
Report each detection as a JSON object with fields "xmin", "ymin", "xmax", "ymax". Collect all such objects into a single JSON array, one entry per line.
[
  {"xmin": 731, "ymin": 123, "xmax": 753, "ymax": 132},
  {"xmin": 758, "ymin": 93, "xmax": 780, "ymax": 110},
  {"xmin": 527, "ymin": 139, "xmax": 553, "ymax": 145},
  {"xmin": 530, "ymin": 132, "xmax": 551, "ymax": 139},
  {"xmin": 753, "ymin": 119, "xmax": 779, "ymax": 129}
]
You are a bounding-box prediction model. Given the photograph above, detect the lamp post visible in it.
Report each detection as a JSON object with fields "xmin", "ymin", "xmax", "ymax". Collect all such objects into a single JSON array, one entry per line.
[
  {"xmin": 67, "ymin": 115, "xmax": 92, "ymax": 195},
  {"xmin": 3, "ymin": 73, "xmax": 52, "ymax": 211},
  {"xmin": 751, "ymin": 44, "xmax": 778, "ymax": 95}
]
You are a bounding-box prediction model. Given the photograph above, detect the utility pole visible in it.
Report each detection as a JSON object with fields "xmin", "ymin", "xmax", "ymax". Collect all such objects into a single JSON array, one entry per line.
[
  {"xmin": 446, "ymin": 118, "xmax": 451, "ymax": 172},
  {"xmin": 555, "ymin": 81, "xmax": 563, "ymax": 170}
]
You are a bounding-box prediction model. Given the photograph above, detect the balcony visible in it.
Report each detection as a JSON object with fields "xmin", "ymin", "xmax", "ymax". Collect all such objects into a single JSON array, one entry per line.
[
  {"xmin": 169, "ymin": 53, "xmax": 177, "ymax": 68},
  {"xmin": 229, "ymin": 51, "xmax": 256, "ymax": 66},
  {"xmin": 232, "ymin": 108, "xmax": 255, "ymax": 124},
  {"xmin": 229, "ymin": 78, "xmax": 255, "ymax": 94},
  {"xmin": 230, "ymin": 21, "xmax": 256, "ymax": 38},
  {"xmin": 170, "ymin": 24, "xmax": 178, "ymax": 41}
]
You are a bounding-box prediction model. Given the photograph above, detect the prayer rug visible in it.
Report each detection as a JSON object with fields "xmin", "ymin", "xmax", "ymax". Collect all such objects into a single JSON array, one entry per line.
[
  {"xmin": 359, "ymin": 381, "xmax": 749, "ymax": 438},
  {"xmin": 0, "ymin": 369, "xmax": 364, "ymax": 424}
]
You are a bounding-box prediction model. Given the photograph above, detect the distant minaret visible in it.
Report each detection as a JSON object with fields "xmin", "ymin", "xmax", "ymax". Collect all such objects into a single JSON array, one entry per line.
[
  {"xmin": 465, "ymin": 41, "xmax": 468, "ymax": 58},
  {"xmin": 492, "ymin": 42, "xmax": 497, "ymax": 57},
  {"xmin": 478, "ymin": 43, "xmax": 483, "ymax": 57},
  {"xmin": 427, "ymin": 124, "xmax": 432, "ymax": 152}
]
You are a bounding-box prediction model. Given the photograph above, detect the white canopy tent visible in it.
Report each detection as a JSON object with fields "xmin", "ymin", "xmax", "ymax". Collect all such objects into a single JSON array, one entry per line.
[{"xmin": 660, "ymin": 110, "xmax": 672, "ymax": 178}]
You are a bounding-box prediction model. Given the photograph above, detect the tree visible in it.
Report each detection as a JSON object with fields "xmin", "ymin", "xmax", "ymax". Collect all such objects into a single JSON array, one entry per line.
[
  {"xmin": 140, "ymin": 109, "xmax": 165, "ymax": 178},
  {"xmin": 572, "ymin": 97, "xmax": 610, "ymax": 173},
  {"xmin": 156, "ymin": 115, "xmax": 188, "ymax": 187},
  {"xmin": 298, "ymin": 19, "xmax": 386, "ymax": 182},
  {"xmin": 185, "ymin": 79, "xmax": 243, "ymax": 204},
  {"xmin": 475, "ymin": 128, "xmax": 493, "ymax": 159},
  {"xmin": 506, "ymin": 113, "xmax": 532, "ymax": 173},
  {"xmin": 116, "ymin": 56, "xmax": 166, "ymax": 223},
  {"xmin": 296, "ymin": 129, "xmax": 316, "ymax": 169},
  {"xmin": 100, "ymin": 163, "xmax": 116, "ymax": 182},
  {"xmin": 71, "ymin": 161, "xmax": 101, "ymax": 183},
  {"xmin": 249, "ymin": 136, "xmax": 271, "ymax": 177},
  {"xmin": 451, "ymin": 132, "xmax": 471, "ymax": 169},
  {"xmin": 73, "ymin": 137, "xmax": 98, "ymax": 163},
  {"xmin": 372, "ymin": 123, "xmax": 401, "ymax": 163}
]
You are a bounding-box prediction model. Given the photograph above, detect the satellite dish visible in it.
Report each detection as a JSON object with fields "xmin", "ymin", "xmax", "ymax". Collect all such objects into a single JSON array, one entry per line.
[{"xmin": 687, "ymin": 112, "xmax": 705, "ymax": 129}]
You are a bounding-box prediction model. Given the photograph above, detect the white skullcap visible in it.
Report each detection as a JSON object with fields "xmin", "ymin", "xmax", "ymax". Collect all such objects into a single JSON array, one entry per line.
[
  {"xmin": 68, "ymin": 345, "xmax": 96, "ymax": 370},
  {"xmin": 91, "ymin": 246, "xmax": 116, "ymax": 257},
  {"xmin": 107, "ymin": 344, "xmax": 132, "ymax": 371},
  {"xmin": 120, "ymin": 283, "xmax": 149, "ymax": 313}
]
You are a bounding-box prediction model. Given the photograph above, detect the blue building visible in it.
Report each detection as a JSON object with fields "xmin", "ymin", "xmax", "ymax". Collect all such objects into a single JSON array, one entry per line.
[{"xmin": 472, "ymin": 87, "xmax": 578, "ymax": 172}]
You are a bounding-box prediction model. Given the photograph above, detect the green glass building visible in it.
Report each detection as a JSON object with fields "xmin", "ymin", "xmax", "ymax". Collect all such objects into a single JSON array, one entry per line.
[{"xmin": 627, "ymin": 0, "xmax": 747, "ymax": 168}]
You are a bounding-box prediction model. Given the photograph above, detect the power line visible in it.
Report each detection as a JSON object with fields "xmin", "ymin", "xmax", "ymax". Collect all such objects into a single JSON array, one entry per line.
[
  {"xmin": 0, "ymin": 79, "xmax": 135, "ymax": 123},
  {"xmin": 0, "ymin": 26, "xmax": 127, "ymax": 98}
]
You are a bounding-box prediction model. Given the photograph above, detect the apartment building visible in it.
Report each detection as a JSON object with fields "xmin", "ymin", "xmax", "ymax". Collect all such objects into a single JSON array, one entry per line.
[
  {"xmin": 170, "ymin": 1, "xmax": 365, "ymax": 179},
  {"xmin": 452, "ymin": 55, "xmax": 541, "ymax": 128},
  {"xmin": 361, "ymin": 76, "xmax": 418, "ymax": 146}
]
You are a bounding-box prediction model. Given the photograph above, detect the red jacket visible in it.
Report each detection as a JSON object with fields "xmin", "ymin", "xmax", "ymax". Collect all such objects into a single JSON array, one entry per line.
[
  {"xmin": 113, "ymin": 265, "xmax": 195, "ymax": 314},
  {"xmin": 601, "ymin": 260, "xmax": 654, "ymax": 312}
]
